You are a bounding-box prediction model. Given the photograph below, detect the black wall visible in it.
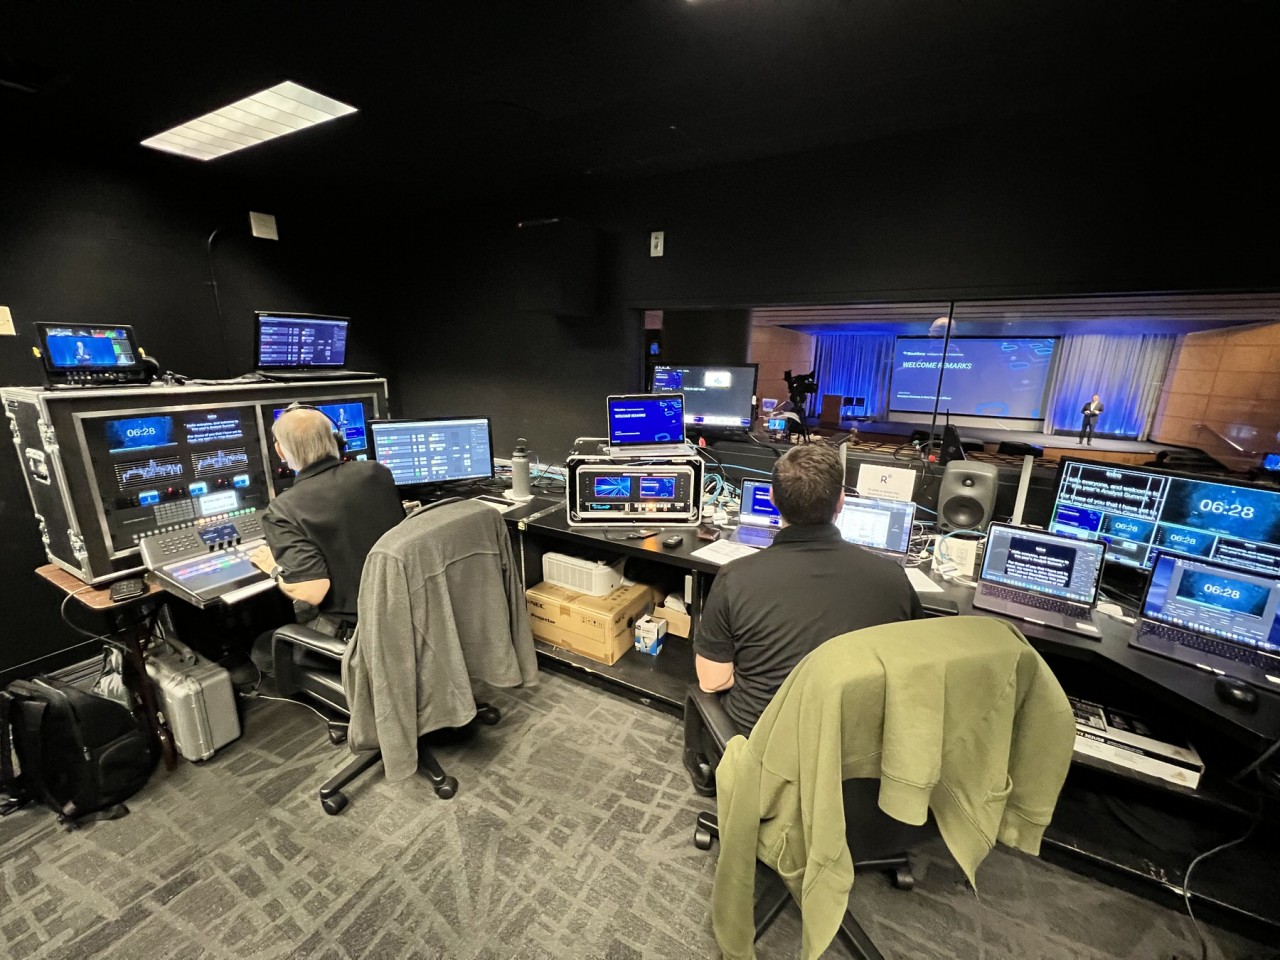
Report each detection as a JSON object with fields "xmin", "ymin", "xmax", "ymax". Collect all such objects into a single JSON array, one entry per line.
[
  {"xmin": 661, "ymin": 310, "xmax": 751, "ymax": 367},
  {"xmin": 3, "ymin": 98, "xmax": 1278, "ymax": 681},
  {"xmin": 0, "ymin": 148, "xmax": 391, "ymax": 682}
]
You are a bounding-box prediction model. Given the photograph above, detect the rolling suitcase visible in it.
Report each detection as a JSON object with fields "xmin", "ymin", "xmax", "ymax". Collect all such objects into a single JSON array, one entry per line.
[{"xmin": 145, "ymin": 638, "xmax": 241, "ymax": 761}]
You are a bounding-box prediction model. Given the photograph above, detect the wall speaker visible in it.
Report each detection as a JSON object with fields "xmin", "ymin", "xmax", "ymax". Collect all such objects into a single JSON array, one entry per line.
[{"xmin": 937, "ymin": 461, "xmax": 1000, "ymax": 532}]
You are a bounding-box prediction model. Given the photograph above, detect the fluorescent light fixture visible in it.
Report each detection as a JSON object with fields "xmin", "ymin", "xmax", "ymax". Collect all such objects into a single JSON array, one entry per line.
[{"xmin": 141, "ymin": 81, "xmax": 356, "ymax": 161}]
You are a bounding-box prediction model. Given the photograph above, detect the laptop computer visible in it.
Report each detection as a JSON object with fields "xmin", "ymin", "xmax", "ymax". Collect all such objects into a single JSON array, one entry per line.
[
  {"xmin": 605, "ymin": 394, "xmax": 690, "ymax": 458},
  {"xmin": 972, "ymin": 523, "xmax": 1106, "ymax": 636},
  {"xmin": 255, "ymin": 311, "xmax": 372, "ymax": 379},
  {"xmin": 834, "ymin": 495, "xmax": 918, "ymax": 565},
  {"xmin": 728, "ymin": 479, "xmax": 783, "ymax": 548},
  {"xmin": 1130, "ymin": 553, "xmax": 1280, "ymax": 690}
]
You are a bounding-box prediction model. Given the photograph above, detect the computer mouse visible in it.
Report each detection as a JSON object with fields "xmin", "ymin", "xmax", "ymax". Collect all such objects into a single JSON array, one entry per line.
[{"xmin": 1213, "ymin": 675, "xmax": 1259, "ymax": 712}]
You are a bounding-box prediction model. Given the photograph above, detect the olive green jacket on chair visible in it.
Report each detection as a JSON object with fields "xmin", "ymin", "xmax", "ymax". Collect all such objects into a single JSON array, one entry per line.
[{"xmin": 711, "ymin": 616, "xmax": 1076, "ymax": 960}]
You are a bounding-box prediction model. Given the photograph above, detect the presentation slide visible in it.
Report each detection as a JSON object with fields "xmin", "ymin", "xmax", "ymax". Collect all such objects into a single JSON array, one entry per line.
[{"xmin": 889, "ymin": 338, "xmax": 1057, "ymax": 418}]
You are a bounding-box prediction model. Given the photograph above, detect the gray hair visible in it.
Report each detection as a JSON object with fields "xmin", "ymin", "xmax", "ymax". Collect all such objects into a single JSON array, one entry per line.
[{"xmin": 273, "ymin": 408, "xmax": 339, "ymax": 471}]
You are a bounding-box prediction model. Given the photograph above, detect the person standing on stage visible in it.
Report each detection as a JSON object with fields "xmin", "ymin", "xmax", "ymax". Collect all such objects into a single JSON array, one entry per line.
[{"xmin": 1079, "ymin": 394, "xmax": 1104, "ymax": 445}]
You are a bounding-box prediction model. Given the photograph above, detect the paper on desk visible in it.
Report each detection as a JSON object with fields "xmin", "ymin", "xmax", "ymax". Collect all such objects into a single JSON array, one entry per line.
[
  {"xmin": 690, "ymin": 539, "xmax": 760, "ymax": 565},
  {"xmin": 906, "ymin": 567, "xmax": 945, "ymax": 593}
]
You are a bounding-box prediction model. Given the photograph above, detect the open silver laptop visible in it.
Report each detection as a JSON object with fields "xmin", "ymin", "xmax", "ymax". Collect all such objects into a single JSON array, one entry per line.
[
  {"xmin": 605, "ymin": 394, "xmax": 691, "ymax": 458},
  {"xmin": 834, "ymin": 495, "xmax": 917, "ymax": 565},
  {"xmin": 1131, "ymin": 553, "xmax": 1280, "ymax": 690},
  {"xmin": 728, "ymin": 479, "xmax": 783, "ymax": 548},
  {"xmin": 972, "ymin": 524, "xmax": 1106, "ymax": 636}
]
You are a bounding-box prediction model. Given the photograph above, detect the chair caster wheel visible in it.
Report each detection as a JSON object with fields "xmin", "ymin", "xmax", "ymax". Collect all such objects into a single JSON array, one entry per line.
[
  {"xmin": 434, "ymin": 776, "xmax": 459, "ymax": 800},
  {"xmin": 321, "ymin": 792, "xmax": 349, "ymax": 815},
  {"xmin": 892, "ymin": 867, "xmax": 915, "ymax": 890},
  {"xmin": 476, "ymin": 706, "xmax": 501, "ymax": 725},
  {"xmin": 694, "ymin": 826, "xmax": 714, "ymax": 851},
  {"xmin": 327, "ymin": 724, "xmax": 348, "ymax": 745}
]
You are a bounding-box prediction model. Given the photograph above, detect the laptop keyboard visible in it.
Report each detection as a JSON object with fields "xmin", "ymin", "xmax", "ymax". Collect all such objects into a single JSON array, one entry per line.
[
  {"xmin": 983, "ymin": 584, "xmax": 1093, "ymax": 621},
  {"xmin": 1143, "ymin": 623, "xmax": 1264, "ymax": 666}
]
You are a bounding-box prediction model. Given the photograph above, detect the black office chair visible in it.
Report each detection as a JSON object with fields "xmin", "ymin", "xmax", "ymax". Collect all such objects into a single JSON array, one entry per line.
[
  {"xmin": 686, "ymin": 686, "xmax": 925, "ymax": 960},
  {"xmin": 272, "ymin": 499, "xmax": 507, "ymax": 815}
]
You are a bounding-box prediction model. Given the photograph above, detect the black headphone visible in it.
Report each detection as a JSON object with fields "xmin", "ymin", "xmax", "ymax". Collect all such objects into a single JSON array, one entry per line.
[{"xmin": 279, "ymin": 402, "xmax": 347, "ymax": 457}]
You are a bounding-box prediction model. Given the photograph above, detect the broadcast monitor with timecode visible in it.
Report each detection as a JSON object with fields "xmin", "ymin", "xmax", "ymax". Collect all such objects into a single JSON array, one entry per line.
[{"xmin": 1047, "ymin": 457, "xmax": 1280, "ymax": 574}]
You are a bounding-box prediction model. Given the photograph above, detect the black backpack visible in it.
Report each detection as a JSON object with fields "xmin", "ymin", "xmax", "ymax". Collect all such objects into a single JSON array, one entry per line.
[{"xmin": 0, "ymin": 677, "xmax": 158, "ymax": 828}]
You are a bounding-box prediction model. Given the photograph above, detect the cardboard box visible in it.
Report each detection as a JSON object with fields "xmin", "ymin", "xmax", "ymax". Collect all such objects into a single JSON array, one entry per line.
[
  {"xmin": 1068, "ymin": 697, "xmax": 1204, "ymax": 790},
  {"xmin": 646, "ymin": 586, "xmax": 692, "ymax": 638},
  {"xmin": 525, "ymin": 580, "xmax": 653, "ymax": 665},
  {"xmin": 634, "ymin": 614, "xmax": 668, "ymax": 656}
]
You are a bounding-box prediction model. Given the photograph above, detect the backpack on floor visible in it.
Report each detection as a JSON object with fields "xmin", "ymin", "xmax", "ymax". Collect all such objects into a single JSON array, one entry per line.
[{"xmin": 0, "ymin": 676, "xmax": 158, "ymax": 828}]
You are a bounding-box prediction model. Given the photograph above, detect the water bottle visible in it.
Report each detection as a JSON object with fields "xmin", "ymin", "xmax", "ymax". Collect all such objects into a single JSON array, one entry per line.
[{"xmin": 511, "ymin": 439, "xmax": 531, "ymax": 499}]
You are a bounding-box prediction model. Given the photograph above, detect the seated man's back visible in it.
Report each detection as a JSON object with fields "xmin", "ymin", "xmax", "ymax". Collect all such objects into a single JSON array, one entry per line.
[
  {"xmin": 694, "ymin": 445, "xmax": 922, "ymax": 732},
  {"xmin": 253, "ymin": 406, "xmax": 405, "ymax": 631}
]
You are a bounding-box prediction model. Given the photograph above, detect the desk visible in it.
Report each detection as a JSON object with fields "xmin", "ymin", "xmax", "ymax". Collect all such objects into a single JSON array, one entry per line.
[
  {"xmin": 34, "ymin": 565, "xmax": 178, "ymax": 770},
  {"xmin": 503, "ymin": 508, "xmax": 1280, "ymax": 933}
]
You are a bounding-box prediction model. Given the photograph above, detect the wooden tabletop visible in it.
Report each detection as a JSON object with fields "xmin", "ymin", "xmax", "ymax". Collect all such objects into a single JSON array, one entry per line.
[{"xmin": 35, "ymin": 564, "xmax": 163, "ymax": 610}]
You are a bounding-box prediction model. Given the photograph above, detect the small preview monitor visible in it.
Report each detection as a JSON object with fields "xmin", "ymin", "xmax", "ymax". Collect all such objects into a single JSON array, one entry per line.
[
  {"xmin": 652, "ymin": 364, "xmax": 757, "ymax": 431},
  {"xmin": 255, "ymin": 312, "xmax": 349, "ymax": 369},
  {"xmin": 35, "ymin": 323, "xmax": 148, "ymax": 383},
  {"xmin": 271, "ymin": 400, "xmax": 369, "ymax": 454},
  {"xmin": 370, "ymin": 416, "xmax": 494, "ymax": 487},
  {"xmin": 606, "ymin": 394, "xmax": 686, "ymax": 449}
]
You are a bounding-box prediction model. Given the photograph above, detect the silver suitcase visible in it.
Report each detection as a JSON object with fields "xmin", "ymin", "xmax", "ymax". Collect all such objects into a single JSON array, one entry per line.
[{"xmin": 146, "ymin": 638, "xmax": 241, "ymax": 761}]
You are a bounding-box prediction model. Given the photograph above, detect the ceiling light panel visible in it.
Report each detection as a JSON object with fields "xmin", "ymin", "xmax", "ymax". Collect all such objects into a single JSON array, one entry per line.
[{"xmin": 141, "ymin": 81, "xmax": 357, "ymax": 161}]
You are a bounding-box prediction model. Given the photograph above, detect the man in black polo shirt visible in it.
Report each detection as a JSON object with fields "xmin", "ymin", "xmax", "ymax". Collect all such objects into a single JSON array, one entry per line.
[
  {"xmin": 693, "ymin": 444, "xmax": 923, "ymax": 734},
  {"xmin": 249, "ymin": 406, "xmax": 404, "ymax": 637}
]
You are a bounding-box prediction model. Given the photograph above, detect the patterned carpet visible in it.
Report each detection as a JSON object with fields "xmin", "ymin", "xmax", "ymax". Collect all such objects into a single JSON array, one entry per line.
[{"xmin": 0, "ymin": 671, "xmax": 1272, "ymax": 960}]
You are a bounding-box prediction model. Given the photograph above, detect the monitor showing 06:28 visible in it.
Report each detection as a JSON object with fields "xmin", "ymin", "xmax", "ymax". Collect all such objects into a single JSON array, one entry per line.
[
  {"xmin": 370, "ymin": 417, "xmax": 493, "ymax": 487},
  {"xmin": 1048, "ymin": 457, "xmax": 1280, "ymax": 573}
]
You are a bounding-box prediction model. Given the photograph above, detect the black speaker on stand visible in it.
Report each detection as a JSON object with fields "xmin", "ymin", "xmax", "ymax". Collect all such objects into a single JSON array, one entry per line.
[{"xmin": 937, "ymin": 461, "xmax": 1000, "ymax": 532}]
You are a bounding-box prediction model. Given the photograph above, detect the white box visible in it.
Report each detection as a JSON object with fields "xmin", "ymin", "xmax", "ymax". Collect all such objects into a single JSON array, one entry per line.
[
  {"xmin": 1069, "ymin": 697, "xmax": 1203, "ymax": 789},
  {"xmin": 542, "ymin": 552, "xmax": 624, "ymax": 596},
  {"xmin": 633, "ymin": 614, "xmax": 668, "ymax": 656}
]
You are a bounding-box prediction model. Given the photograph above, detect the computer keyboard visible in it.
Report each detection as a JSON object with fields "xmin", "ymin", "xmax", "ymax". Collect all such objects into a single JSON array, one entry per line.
[
  {"xmin": 984, "ymin": 584, "xmax": 1093, "ymax": 620},
  {"xmin": 1143, "ymin": 623, "xmax": 1263, "ymax": 666}
]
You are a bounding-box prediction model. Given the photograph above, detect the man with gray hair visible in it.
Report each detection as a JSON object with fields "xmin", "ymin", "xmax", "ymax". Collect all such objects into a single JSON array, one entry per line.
[{"xmin": 249, "ymin": 405, "xmax": 404, "ymax": 637}]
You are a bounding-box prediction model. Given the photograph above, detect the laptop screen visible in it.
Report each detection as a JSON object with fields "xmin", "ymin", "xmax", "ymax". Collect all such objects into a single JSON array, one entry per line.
[
  {"xmin": 1142, "ymin": 554, "xmax": 1280, "ymax": 657},
  {"xmin": 255, "ymin": 313, "xmax": 349, "ymax": 369},
  {"xmin": 607, "ymin": 394, "xmax": 685, "ymax": 448},
  {"xmin": 739, "ymin": 480, "xmax": 781, "ymax": 528},
  {"xmin": 835, "ymin": 496, "xmax": 916, "ymax": 558},
  {"xmin": 980, "ymin": 524, "xmax": 1106, "ymax": 604}
]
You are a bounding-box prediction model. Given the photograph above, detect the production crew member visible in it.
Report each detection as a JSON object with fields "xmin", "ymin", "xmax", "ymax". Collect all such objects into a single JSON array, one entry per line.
[
  {"xmin": 693, "ymin": 444, "xmax": 924, "ymax": 734},
  {"xmin": 249, "ymin": 406, "xmax": 404, "ymax": 639}
]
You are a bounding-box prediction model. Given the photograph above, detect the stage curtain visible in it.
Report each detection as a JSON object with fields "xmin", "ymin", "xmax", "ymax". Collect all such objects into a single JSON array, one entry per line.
[
  {"xmin": 1046, "ymin": 334, "xmax": 1176, "ymax": 438},
  {"xmin": 812, "ymin": 333, "xmax": 895, "ymax": 417}
]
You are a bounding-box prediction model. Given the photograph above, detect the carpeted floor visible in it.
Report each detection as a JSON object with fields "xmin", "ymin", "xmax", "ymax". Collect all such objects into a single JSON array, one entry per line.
[{"xmin": 0, "ymin": 670, "xmax": 1272, "ymax": 959}]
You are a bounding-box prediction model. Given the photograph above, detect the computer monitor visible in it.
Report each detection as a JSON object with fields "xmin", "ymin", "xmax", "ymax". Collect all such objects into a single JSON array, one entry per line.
[
  {"xmin": 35, "ymin": 322, "xmax": 150, "ymax": 384},
  {"xmin": 370, "ymin": 417, "xmax": 494, "ymax": 488},
  {"xmin": 1048, "ymin": 456, "xmax": 1280, "ymax": 573},
  {"xmin": 270, "ymin": 400, "xmax": 370, "ymax": 454},
  {"xmin": 651, "ymin": 364, "xmax": 757, "ymax": 431},
  {"xmin": 254, "ymin": 312, "xmax": 349, "ymax": 370}
]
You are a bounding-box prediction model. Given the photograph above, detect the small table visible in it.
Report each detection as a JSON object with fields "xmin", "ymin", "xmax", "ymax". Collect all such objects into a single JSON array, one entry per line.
[{"xmin": 35, "ymin": 565, "xmax": 177, "ymax": 770}]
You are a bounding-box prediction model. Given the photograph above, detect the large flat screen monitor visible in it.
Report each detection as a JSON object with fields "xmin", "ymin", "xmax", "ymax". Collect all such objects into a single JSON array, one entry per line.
[
  {"xmin": 651, "ymin": 364, "xmax": 757, "ymax": 431},
  {"xmin": 269, "ymin": 400, "xmax": 370, "ymax": 454},
  {"xmin": 78, "ymin": 404, "xmax": 271, "ymax": 555},
  {"xmin": 255, "ymin": 312, "xmax": 349, "ymax": 369},
  {"xmin": 1048, "ymin": 457, "xmax": 1280, "ymax": 573},
  {"xmin": 889, "ymin": 337, "xmax": 1057, "ymax": 419},
  {"xmin": 370, "ymin": 417, "xmax": 494, "ymax": 487}
]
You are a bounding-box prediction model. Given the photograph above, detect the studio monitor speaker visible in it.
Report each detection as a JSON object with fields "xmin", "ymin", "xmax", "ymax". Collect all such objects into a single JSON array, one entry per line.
[{"xmin": 937, "ymin": 461, "xmax": 1000, "ymax": 533}]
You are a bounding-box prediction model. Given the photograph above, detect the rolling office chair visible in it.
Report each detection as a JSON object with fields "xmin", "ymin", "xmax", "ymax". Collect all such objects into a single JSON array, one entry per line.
[
  {"xmin": 690, "ymin": 618, "xmax": 1074, "ymax": 960},
  {"xmin": 272, "ymin": 498, "xmax": 531, "ymax": 815},
  {"xmin": 686, "ymin": 687, "xmax": 923, "ymax": 960}
]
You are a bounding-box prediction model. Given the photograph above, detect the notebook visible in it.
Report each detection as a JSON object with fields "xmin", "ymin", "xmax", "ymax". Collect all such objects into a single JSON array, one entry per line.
[
  {"xmin": 834, "ymin": 496, "xmax": 917, "ymax": 565},
  {"xmin": 605, "ymin": 394, "xmax": 689, "ymax": 458},
  {"xmin": 1130, "ymin": 553, "xmax": 1280, "ymax": 689},
  {"xmin": 728, "ymin": 479, "xmax": 782, "ymax": 548},
  {"xmin": 972, "ymin": 523, "xmax": 1106, "ymax": 636}
]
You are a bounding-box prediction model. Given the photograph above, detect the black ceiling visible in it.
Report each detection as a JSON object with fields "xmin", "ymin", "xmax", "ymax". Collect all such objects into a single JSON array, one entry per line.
[{"xmin": 3, "ymin": 1, "xmax": 1274, "ymax": 209}]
